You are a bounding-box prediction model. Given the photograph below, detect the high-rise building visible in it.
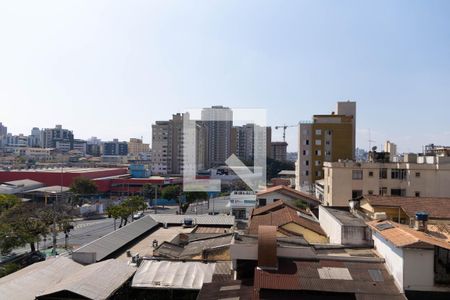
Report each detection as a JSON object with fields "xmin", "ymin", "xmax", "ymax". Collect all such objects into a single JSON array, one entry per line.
[
  {"xmin": 201, "ymin": 106, "xmax": 233, "ymax": 168},
  {"xmin": 384, "ymin": 141, "xmax": 397, "ymax": 161},
  {"xmin": 128, "ymin": 138, "xmax": 150, "ymax": 155},
  {"xmin": 151, "ymin": 113, "xmax": 207, "ymax": 175},
  {"xmin": 42, "ymin": 125, "xmax": 74, "ymax": 149},
  {"xmin": 231, "ymin": 124, "xmax": 271, "ymax": 163},
  {"xmin": 102, "ymin": 139, "xmax": 128, "ymax": 156},
  {"xmin": 0, "ymin": 122, "xmax": 8, "ymax": 149},
  {"xmin": 270, "ymin": 141, "xmax": 288, "ymax": 162},
  {"xmin": 28, "ymin": 127, "xmax": 41, "ymax": 148},
  {"xmin": 296, "ymin": 101, "xmax": 356, "ymax": 193}
]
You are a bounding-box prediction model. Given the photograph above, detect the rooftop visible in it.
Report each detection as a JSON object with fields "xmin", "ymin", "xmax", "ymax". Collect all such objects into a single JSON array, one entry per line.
[
  {"xmin": 367, "ymin": 220, "xmax": 450, "ymax": 250},
  {"xmin": 132, "ymin": 260, "xmax": 228, "ymax": 290},
  {"xmin": 249, "ymin": 201, "xmax": 325, "ymax": 237},
  {"xmin": 1, "ymin": 167, "xmax": 126, "ymax": 174},
  {"xmin": 150, "ymin": 214, "xmax": 235, "ymax": 226},
  {"xmin": 363, "ymin": 195, "xmax": 450, "ymax": 220},
  {"xmin": 36, "ymin": 259, "xmax": 135, "ymax": 300},
  {"xmin": 256, "ymin": 185, "xmax": 320, "ymax": 205},
  {"xmin": 73, "ymin": 215, "xmax": 159, "ymax": 263},
  {"xmin": 322, "ymin": 206, "xmax": 367, "ymax": 227}
]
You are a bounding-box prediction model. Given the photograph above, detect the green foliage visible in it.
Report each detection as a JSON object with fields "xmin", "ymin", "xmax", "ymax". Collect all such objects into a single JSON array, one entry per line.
[
  {"xmin": 266, "ymin": 157, "xmax": 295, "ymax": 180},
  {"xmin": 161, "ymin": 185, "xmax": 182, "ymax": 201},
  {"xmin": 0, "ymin": 194, "xmax": 73, "ymax": 254},
  {"xmin": 142, "ymin": 184, "xmax": 156, "ymax": 200},
  {"xmin": 70, "ymin": 177, "xmax": 98, "ymax": 195},
  {"xmin": 293, "ymin": 199, "xmax": 308, "ymax": 210},
  {"xmin": 107, "ymin": 196, "xmax": 146, "ymax": 227},
  {"xmin": 0, "ymin": 263, "xmax": 20, "ymax": 278},
  {"xmin": 184, "ymin": 191, "xmax": 208, "ymax": 203}
]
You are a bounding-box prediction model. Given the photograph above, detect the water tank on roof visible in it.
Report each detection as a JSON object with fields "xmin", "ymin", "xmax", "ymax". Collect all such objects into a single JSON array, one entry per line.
[{"xmin": 415, "ymin": 212, "xmax": 429, "ymax": 221}]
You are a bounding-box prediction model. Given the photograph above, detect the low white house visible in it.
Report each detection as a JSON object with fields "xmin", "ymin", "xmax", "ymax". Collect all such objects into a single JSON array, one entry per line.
[
  {"xmin": 368, "ymin": 219, "xmax": 450, "ymax": 296},
  {"xmin": 209, "ymin": 191, "xmax": 256, "ymax": 220}
]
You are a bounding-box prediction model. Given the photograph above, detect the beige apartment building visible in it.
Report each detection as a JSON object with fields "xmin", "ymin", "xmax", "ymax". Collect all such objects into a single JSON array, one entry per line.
[
  {"xmin": 318, "ymin": 154, "xmax": 450, "ymax": 206},
  {"xmin": 295, "ymin": 101, "xmax": 356, "ymax": 193},
  {"xmin": 128, "ymin": 138, "xmax": 150, "ymax": 155}
]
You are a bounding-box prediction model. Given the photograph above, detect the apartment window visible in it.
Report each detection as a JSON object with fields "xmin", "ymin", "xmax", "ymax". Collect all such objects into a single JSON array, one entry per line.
[
  {"xmin": 352, "ymin": 190, "xmax": 363, "ymax": 199},
  {"xmin": 325, "ymin": 141, "xmax": 331, "ymax": 145},
  {"xmin": 415, "ymin": 191, "xmax": 421, "ymax": 197},
  {"xmin": 379, "ymin": 168, "xmax": 387, "ymax": 179},
  {"xmin": 379, "ymin": 187, "xmax": 387, "ymax": 196},
  {"xmin": 368, "ymin": 171, "xmax": 374, "ymax": 177},
  {"xmin": 415, "ymin": 172, "xmax": 421, "ymax": 178},
  {"xmin": 315, "ymin": 129, "xmax": 322, "ymax": 135},
  {"xmin": 315, "ymin": 139, "xmax": 322, "ymax": 146},
  {"xmin": 368, "ymin": 190, "xmax": 374, "ymax": 195},
  {"xmin": 391, "ymin": 189, "xmax": 406, "ymax": 196},
  {"xmin": 316, "ymin": 171, "xmax": 322, "ymax": 177},
  {"xmin": 327, "ymin": 185, "xmax": 330, "ymax": 194},
  {"xmin": 391, "ymin": 169, "xmax": 407, "ymax": 180},
  {"xmin": 305, "ymin": 160, "xmax": 309, "ymax": 166},
  {"xmin": 352, "ymin": 170, "xmax": 363, "ymax": 180},
  {"xmin": 327, "ymin": 130, "xmax": 332, "ymax": 135},
  {"xmin": 315, "ymin": 150, "xmax": 322, "ymax": 156},
  {"xmin": 305, "ymin": 170, "xmax": 309, "ymax": 176},
  {"xmin": 315, "ymin": 160, "xmax": 321, "ymax": 166},
  {"xmin": 305, "ymin": 140, "xmax": 310, "ymax": 146},
  {"xmin": 303, "ymin": 150, "xmax": 307, "ymax": 155}
]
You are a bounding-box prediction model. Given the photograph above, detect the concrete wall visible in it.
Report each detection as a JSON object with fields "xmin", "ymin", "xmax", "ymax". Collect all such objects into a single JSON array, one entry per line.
[
  {"xmin": 373, "ymin": 232, "xmax": 404, "ymax": 290},
  {"xmin": 318, "ymin": 206, "xmax": 342, "ymax": 244},
  {"xmin": 403, "ymin": 248, "xmax": 435, "ymax": 291}
]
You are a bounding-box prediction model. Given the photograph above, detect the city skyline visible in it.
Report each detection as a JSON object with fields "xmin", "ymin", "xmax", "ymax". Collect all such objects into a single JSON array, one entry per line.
[{"xmin": 2, "ymin": 1, "xmax": 450, "ymax": 152}]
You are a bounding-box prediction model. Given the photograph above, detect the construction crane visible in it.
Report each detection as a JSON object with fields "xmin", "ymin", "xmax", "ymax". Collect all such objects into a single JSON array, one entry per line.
[{"xmin": 274, "ymin": 124, "xmax": 297, "ymax": 142}]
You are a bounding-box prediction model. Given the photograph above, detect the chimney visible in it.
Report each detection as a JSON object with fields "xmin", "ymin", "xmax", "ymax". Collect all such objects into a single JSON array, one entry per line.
[
  {"xmin": 258, "ymin": 226, "xmax": 278, "ymax": 270},
  {"xmin": 414, "ymin": 212, "xmax": 429, "ymax": 232}
]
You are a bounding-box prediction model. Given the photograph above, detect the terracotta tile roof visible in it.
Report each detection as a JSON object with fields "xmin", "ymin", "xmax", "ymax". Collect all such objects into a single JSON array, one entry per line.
[
  {"xmin": 257, "ymin": 185, "xmax": 320, "ymax": 205},
  {"xmin": 364, "ymin": 195, "xmax": 450, "ymax": 220},
  {"xmin": 249, "ymin": 205, "xmax": 326, "ymax": 236},
  {"xmin": 252, "ymin": 199, "xmax": 308, "ymax": 216},
  {"xmin": 367, "ymin": 220, "xmax": 450, "ymax": 250}
]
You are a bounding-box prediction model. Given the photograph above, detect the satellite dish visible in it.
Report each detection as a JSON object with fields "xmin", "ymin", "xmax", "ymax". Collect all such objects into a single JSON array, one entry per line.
[{"xmin": 372, "ymin": 146, "xmax": 377, "ymax": 151}]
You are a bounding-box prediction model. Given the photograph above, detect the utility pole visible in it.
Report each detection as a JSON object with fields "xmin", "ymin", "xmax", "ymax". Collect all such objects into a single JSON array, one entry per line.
[{"xmin": 154, "ymin": 184, "xmax": 158, "ymax": 214}]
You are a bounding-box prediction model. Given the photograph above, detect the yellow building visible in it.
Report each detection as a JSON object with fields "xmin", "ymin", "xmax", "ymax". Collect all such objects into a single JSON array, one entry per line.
[{"xmin": 296, "ymin": 101, "xmax": 356, "ymax": 193}]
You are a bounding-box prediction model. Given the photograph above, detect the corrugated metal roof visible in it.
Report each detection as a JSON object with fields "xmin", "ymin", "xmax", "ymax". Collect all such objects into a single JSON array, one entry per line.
[
  {"xmin": 132, "ymin": 260, "xmax": 217, "ymax": 290},
  {"xmin": 36, "ymin": 259, "xmax": 135, "ymax": 300},
  {"xmin": 0, "ymin": 257, "xmax": 83, "ymax": 300},
  {"xmin": 73, "ymin": 215, "xmax": 158, "ymax": 262},
  {"xmin": 150, "ymin": 214, "xmax": 235, "ymax": 226}
]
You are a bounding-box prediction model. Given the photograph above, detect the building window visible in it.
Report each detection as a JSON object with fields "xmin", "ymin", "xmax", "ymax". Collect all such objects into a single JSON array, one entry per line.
[
  {"xmin": 391, "ymin": 169, "xmax": 407, "ymax": 180},
  {"xmin": 315, "ymin": 139, "xmax": 322, "ymax": 146},
  {"xmin": 305, "ymin": 170, "xmax": 309, "ymax": 176},
  {"xmin": 352, "ymin": 170, "xmax": 363, "ymax": 180},
  {"xmin": 327, "ymin": 130, "xmax": 332, "ymax": 135},
  {"xmin": 315, "ymin": 160, "xmax": 321, "ymax": 166},
  {"xmin": 415, "ymin": 191, "xmax": 420, "ymax": 197},
  {"xmin": 305, "ymin": 140, "xmax": 310, "ymax": 145},
  {"xmin": 368, "ymin": 171, "xmax": 374, "ymax": 177},
  {"xmin": 379, "ymin": 168, "xmax": 387, "ymax": 179},
  {"xmin": 316, "ymin": 171, "xmax": 322, "ymax": 177},
  {"xmin": 415, "ymin": 172, "xmax": 421, "ymax": 178},
  {"xmin": 303, "ymin": 150, "xmax": 307, "ymax": 155},
  {"xmin": 391, "ymin": 189, "xmax": 406, "ymax": 196},
  {"xmin": 368, "ymin": 190, "xmax": 374, "ymax": 195},
  {"xmin": 315, "ymin": 129, "xmax": 322, "ymax": 135},
  {"xmin": 352, "ymin": 190, "xmax": 363, "ymax": 199},
  {"xmin": 305, "ymin": 160, "xmax": 309, "ymax": 166},
  {"xmin": 315, "ymin": 150, "xmax": 322, "ymax": 156},
  {"xmin": 325, "ymin": 141, "xmax": 331, "ymax": 145},
  {"xmin": 379, "ymin": 187, "xmax": 387, "ymax": 196},
  {"xmin": 259, "ymin": 198, "xmax": 267, "ymax": 206}
]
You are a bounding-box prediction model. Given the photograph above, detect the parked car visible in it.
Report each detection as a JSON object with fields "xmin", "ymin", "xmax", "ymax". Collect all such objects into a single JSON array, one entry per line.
[{"xmin": 133, "ymin": 212, "xmax": 144, "ymax": 220}]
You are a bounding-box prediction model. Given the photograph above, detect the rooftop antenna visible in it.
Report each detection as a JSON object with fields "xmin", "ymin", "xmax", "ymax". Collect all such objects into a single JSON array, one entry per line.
[{"xmin": 368, "ymin": 129, "xmax": 376, "ymax": 151}]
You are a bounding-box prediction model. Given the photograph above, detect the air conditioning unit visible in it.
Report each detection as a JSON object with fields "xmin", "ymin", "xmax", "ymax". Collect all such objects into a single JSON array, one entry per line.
[{"xmin": 374, "ymin": 212, "xmax": 387, "ymax": 221}]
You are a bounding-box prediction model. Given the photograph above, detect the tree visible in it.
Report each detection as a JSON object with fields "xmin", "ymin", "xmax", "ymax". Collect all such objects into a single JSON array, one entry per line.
[
  {"xmin": 125, "ymin": 196, "xmax": 147, "ymax": 217},
  {"xmin": 142, "ymin": 184, "xmax": 156, "ymax": 207},
  {"xmin": 161, "ymin": 185, "xmax": 182, "ymax": 201},
  {"xmin": 184, "ymin": 191, "xmax": 208, "ymax": 203},
  {"xmin": 70, "ymin": 177, "xmax": 98, "ymax": 206}
]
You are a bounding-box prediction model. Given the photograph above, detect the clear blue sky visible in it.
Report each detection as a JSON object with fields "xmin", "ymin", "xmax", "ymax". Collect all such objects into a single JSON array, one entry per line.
[{"xmin": 1, "ymin": 0, "xmax": 450, "ymax": 153}]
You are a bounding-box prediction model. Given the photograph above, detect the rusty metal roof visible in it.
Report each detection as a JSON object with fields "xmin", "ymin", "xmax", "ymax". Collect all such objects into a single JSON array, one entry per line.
[{"xmin": 258, "ymin": 226, "xmax": 278, "ymax": 270}]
